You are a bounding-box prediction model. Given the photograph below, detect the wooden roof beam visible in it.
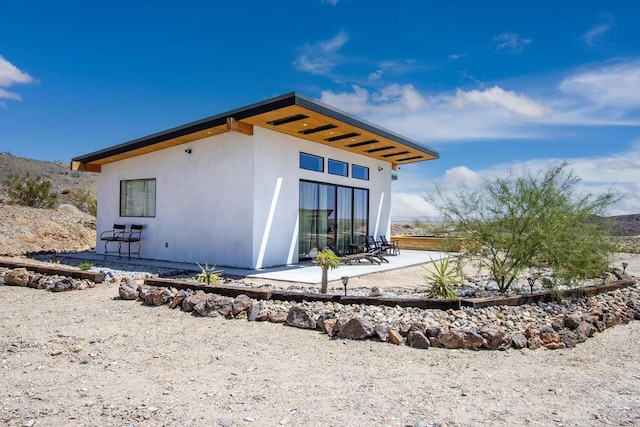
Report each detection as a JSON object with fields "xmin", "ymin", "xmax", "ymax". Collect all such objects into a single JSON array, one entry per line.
[
  {"xmin": 70, "ymin": 161, "xmax": 101, "ymax": 172},
  {"xmin": 226, "ymin": 117, "xmax": 253, "ymax": 136}
]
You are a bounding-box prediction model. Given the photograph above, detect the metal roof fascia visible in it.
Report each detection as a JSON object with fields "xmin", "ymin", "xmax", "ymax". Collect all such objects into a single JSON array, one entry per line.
[
  {"xmin": 71, "ymin": 93, "xmax": 299, "ymax": 164},
  {"xmin": 71, "ymin": 92, "xmax": 439, "ymax": 164}
]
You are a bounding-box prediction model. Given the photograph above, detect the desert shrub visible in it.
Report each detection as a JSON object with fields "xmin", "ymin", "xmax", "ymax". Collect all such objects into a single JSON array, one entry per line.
[
  {"xmin": 64, "ymin": 187, "xmax": 97, "ymax": 216},
  {"xmin": 2, "ymin": 172, "xmax": 58, "ymax": 208},
  {"xmin": 423, "ymin": 256, "xmax": 462, "ymax": 299},
  {"xmin": 431, "ymin": 162, "xmax": 618, "ymax": 293}
]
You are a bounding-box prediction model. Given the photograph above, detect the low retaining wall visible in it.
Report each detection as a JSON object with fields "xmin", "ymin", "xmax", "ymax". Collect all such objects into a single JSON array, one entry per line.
[{"xmin": 391, "ymin": 236, "xmax": 464, "ymax": 252}]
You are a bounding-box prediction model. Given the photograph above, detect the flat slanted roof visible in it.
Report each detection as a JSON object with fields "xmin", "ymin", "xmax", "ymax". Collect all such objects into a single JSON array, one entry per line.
[{"xmin": 71, "ymin": 92, "xmax": 439, "ymax": 172}]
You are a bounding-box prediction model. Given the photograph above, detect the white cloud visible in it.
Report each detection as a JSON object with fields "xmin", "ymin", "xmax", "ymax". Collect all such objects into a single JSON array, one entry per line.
[
  {"xmin": 321, "ymin": 0, "xmax": 338, "ymax": 5},
  {"xmin": 294, "ymin": 31, "xmax": 348, "ymax": 76},
  {"xmin": 391, "ymin": 146, "xmax": 640, "ymax": 220},
  {"xmin": 582, "ymin": 23, "xmax": 611, "ymax": 46},
  {"xmin": 442, "ymin": 166, "xmax": 482, "ymax": 188},
  {"xmin": 559, "ymin": 61, "xmax": 640, "ymax": 110},
  {"xmin": 319, "ymin": 84, "xmax": 549, "ymax": 143},
  {"xmin": 0, "ymin": 56, "xmax": 34, "ymax": 105},
  {"xmin": 451, "ymin": 86, "xmax": 552, "ymax": 119},
  {"xmin": 493, "ymin": 32, "xmax": 532, "ymax": 52},
  {"xmin": 0, "ymin": 88, "xmax": 21, "ymax": 101},
  {"xmin": 391, "ymin": 192, "xmax": 438, "ymax": 220},
  {"xmin": 317, "ymin": 58, "xmax": 640, "ymax": 145},
  {"xmin": 0, "ymin": 56, "xmax": 34, "ymax": 86}
]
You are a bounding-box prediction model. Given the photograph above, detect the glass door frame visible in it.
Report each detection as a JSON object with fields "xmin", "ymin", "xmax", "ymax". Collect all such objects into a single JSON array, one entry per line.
[{"xmin": 298, "ymin": 179, "xmax": 369, "ymax": 261}]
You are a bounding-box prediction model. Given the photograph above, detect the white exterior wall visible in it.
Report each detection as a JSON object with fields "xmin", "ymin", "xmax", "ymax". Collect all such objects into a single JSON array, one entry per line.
[
  {"xmin": 97, "ymin": 132, "xmax": 255, "ymax": 267},
  {"xmin": 96, "ymin": 126, "xmax": 392, "ymax": 269}
]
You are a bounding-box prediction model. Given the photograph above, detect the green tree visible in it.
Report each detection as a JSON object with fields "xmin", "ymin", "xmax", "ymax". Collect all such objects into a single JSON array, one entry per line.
[
  {"xmin": 2, "ymin": 172, "xmax": 58, "ymax": 208},
  {"xmin": 315, "ymin": 249, "xmax": 341, "ymax": 294},
  {"xmin": 431, "ymin": 162, "xmax": 618, "ymax": 293}
]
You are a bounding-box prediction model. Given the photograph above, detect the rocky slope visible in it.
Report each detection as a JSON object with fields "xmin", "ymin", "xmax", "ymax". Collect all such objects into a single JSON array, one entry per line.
[
  {"xmin": 0, "ymin": 152, "xmax": 97, "ymax": 202},
  {"xmin": 0, "ymin": 204, "xmax": 96, "ymax": 256}
]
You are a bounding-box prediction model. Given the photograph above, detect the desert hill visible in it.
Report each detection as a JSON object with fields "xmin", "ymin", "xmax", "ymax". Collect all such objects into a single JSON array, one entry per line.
[{"xmin": 0, "ymin": 153, "xmax": 98, "ymax": 256}]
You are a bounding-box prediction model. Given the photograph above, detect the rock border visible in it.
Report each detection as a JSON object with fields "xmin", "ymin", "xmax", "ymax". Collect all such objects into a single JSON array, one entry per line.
[{"xmin": 120, "ymin": 279, "xmax": 640, "ymax": 351}]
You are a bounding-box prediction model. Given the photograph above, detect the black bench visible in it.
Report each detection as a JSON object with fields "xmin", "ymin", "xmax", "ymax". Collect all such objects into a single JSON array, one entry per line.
[
  {"xmin": 100, "ymin": 224, "xmax": 143, "ymax": 260},
  {"xmin": 100, "ymin": 224, "xmax": 126, "ymax": 260}
]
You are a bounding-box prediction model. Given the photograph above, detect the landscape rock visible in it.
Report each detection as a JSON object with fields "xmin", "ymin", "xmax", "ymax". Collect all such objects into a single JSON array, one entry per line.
[
  {"xmin": 4, "ymin": 268, "xmax": 31, "ymax": 286},
  {"xmin": 168, "ymin": 289, "xmax": 190, "ymax": 308},
  {"xmin": 232, "ymin": 294, "xmax": 253, "ymax": 316},
  {"xmin": 438, "ymin": 331, "xmax": 464, "ymax": 349},
  {"xmin": 338, "ymin": 317, "xmax": 374, "ymax": 340},
  {"xmin": 527, "ymin": 335, "xmax": 544, "ymax": 350},
  {"xmin": 559, "ymin": 330, "xmax": 578, "ymax": 348},
  {"xmin": 248, "ymin": 302, "xmax": 267, "ymax": 321},
  {"xmin": 510, "ymin": 333, "xmax": 528, "ymax": 349},
  {"xmin": 139, "ymin": 286, "xmax": 173, "ymax": 306},
  {"xmin": 461, "ymin": 331, "xmax": 484, "ymax": 350},
  {"xmin": 563, "ymin": 314, "xmax": 582, "ymax": 330},
  {"xmin": 51, "ymin": 278, "xmax": 77, "ymax": 292},
  {"xmin": 316, "ymin": 311, "xmax": 336, "ymax": 331},
  {"xmin": 374, "ymin": 324, "xmax": 389, "ymax": 342},
  {"xmin": 268, "ymin": 310, "xmax": 287, "ymax": 323},
  {"xmin": 539, "ymin": 326, "xmax": 560, "ymax": 345},
  {"xmin": 480, "ymin": 324, "xmax": 506, "ymax": 350},
  {"xmin": 194, "ymin": 294, "xmax": 233, "ymax": 318},
  {"xmin": 407, "ymin": 331, "xmax": 431, "ymax": 349},
  {"xmin": 575, "ymin": 321, "xmax": 597, "ymax": 338},
  {"xmin": 285, "ymin": 306, "xmax": 316, "ymax": 329},
  {"xmin": 321, "ymin": 318, "xmax": 339, "ymax": 336},
  {"xmin": 118, "ymin": 278, "xmax": 139, "ymax": 300},
  {"xmin": 182, "ymin": 290, "xmax": 206, "ymax": 312},
  {"xmin": 387, "ymin": 329, "xmax": 403, "ymax": 345}
]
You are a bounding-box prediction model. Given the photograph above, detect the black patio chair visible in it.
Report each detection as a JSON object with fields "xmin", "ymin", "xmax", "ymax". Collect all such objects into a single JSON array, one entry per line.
[{"xmin": 379, "ymin": 235, "xmax": 400, "ymax": 255}]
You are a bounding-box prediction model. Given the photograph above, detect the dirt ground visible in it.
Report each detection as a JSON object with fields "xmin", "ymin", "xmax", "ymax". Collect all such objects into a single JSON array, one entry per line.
[{"xmin": 1, "ymin": 280, "xmax": 639, "ymax": 427}]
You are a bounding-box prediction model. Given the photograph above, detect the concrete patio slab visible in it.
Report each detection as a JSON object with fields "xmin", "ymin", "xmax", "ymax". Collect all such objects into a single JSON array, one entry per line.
[{"xmin": 61, "ymin": 250, "xmax": 452, "ymax": 284}]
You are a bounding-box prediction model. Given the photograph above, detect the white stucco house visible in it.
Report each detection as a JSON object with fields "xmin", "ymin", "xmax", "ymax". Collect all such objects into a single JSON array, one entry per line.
[{"xmin": 71, "ymin": 93, "xmax": 439, "ymax": 269}]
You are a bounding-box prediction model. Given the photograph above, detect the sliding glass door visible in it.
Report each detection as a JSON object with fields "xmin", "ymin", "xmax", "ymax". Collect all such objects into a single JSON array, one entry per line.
[{"xmin": 299, "ymin": 181, "xmax": 368, "ymax": 260}]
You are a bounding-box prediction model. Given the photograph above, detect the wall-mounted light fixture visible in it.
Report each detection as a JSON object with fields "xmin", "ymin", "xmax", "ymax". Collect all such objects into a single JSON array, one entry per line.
[
  {"xmin": 185, "ymin": 148, "xmax": 192, "ymax": 154},
  {"xmin": 378, "ymin": 166, "xmax": 384, "ymax": 171}
]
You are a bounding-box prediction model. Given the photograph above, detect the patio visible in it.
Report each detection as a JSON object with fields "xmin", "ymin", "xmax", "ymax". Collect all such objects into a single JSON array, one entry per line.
[{"xmin": 63, "ymin": 250, "xmax": 452, "ymax": 284}]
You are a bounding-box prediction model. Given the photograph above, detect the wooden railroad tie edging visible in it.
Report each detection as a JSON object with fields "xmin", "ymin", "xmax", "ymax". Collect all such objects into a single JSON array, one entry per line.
[
  {"xmin": 145, "ymin": 277, "xmax": 636, "ymax": 310},
  {"xmin": 0, "ymin": 257, "xmax": 106, "ymax": 283}
]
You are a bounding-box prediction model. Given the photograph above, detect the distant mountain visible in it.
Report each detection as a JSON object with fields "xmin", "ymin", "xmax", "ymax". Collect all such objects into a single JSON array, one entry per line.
[{"xmin": 609, "ymin": 214, "xmax": 640, "ymax": 236}]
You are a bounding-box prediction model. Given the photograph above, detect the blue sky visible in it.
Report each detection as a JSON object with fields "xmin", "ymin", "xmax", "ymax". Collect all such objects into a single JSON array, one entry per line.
[{"xmin": 1, "ymin": 0, "xmax": 639, "ymax": 218}]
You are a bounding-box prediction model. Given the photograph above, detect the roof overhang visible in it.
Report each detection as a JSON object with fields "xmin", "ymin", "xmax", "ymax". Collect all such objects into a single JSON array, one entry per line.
[{"xmin": 71, "ymin": 92, "xmax": 439, "ymax": 172}]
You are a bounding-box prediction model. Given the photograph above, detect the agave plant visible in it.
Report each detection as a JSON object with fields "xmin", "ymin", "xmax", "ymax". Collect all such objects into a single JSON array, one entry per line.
[
  {"xmin": 424, "ymin": 256, "xmax": 462, "ymax": 299},
  {"xmin": 196, "ymin": 262, "xmax": 222, "ymax": 285}
]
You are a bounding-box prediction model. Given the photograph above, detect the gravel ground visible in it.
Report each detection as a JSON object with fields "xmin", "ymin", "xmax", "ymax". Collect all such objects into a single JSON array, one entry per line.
[{"xmin": 1, "ymin": 278, "xmax": 640, "ymax": 426}]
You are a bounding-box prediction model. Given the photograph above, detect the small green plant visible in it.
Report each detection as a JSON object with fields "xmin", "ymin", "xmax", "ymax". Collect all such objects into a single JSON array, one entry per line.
[
  {"xmin": 196, "ymin": 262, "xmax": 222, "ymax": 285},
  {"xmin": 78, "ymin": 262, "xmax": 93, "ymax": 271},
  {"xmin": 2, "ymin": 172, "xmax": 58, "ymax": 208},
  {"xmin": 423, "ymin": 256, "xmax": 462, "ymax": 299},
  {"xmin": 315, "ymin": 249, "xmax": 341, "ymax": 294}
]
